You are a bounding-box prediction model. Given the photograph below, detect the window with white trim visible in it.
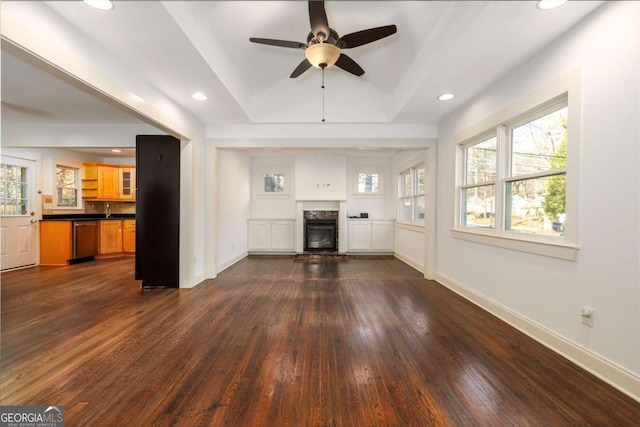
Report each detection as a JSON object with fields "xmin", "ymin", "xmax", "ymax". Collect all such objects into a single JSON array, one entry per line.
[
  {"xmin": 353, "ymin": 166, "xmax": 383, "ymax": 196},
  {"xmin": 457, "ymin": 94, "xmax": 573, "ymax": 252},
  {"xmin": 264, "ymin": 173, "xmax": 285, "ymax": 193},
  {"xmin": 260, "ymin": 168, "xmax": 289, "ymax": 196},
  {"xmin": 506, "ymin": 102, "xmax": 567, "ymax": 235},
  {"xmin": 398, "ymin": 163, "xmax": 425, "ymax": 225},
  {"xmin": 461, "ymin": 135, "xmax": 497, "ymax": 229},
  {"xmin": 56, "ymin": 165, "xmax": 80, "ymax": 208}
]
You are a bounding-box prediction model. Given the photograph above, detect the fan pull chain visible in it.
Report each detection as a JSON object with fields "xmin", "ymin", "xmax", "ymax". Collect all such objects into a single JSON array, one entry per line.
[{"xmin": 321, "ymin": 67, "xmax": 326, "ymax": 122}]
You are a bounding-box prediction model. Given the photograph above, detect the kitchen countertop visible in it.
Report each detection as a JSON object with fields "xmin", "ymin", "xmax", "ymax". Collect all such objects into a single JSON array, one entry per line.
[{"xmin": 42, "ymin": 214, "xmax": 136, "ymax": 221}]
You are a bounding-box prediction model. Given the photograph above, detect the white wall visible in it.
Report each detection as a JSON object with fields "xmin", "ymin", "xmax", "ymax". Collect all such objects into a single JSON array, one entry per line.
[
  {"xmin": 295, "ymin": 154, "xmax": 347, "ymax": 200},
  {"xmin": 248, "ymin": 153, "xmax": 413, "ymax": 221},
  {"xmin": 436, "ymin": 1, "xmax": 639, "ymax": 397},
  {"xmin": 249, "ymin": 157, "xmax": 296, "ymax": 219},
  {"xmin": 216, "ymin": 150, "xmax": 250, "ymax": 271},
  {"xmin": 346, "ymin": 156, "xmax": 395, "ymax": 219},
  {"xmin": 2, "ymin": 124, "xmax": 162, "ymax": 148}
]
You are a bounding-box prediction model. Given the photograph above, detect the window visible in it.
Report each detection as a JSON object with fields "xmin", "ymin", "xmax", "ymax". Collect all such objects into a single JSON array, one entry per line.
[
  {"xmin": 56, "ymin": 165, "xmax": 79, "ymax": 208},
  {"xmin": 358, "ymin": 172, "xmax": 379, "ymax": 193},
  {"xmin": 0, "ymin": 163, "xmax": 29, "ymax": 216},
  {"xmin": 398, "ymin": 163, "xmax": 425, "ymax": 225},
  {"xmin": 455, "ymin": 92, "xmax": 577, "ymax": 259},
  {"xmin": 260, "ymin": 168, "xmax": 289, "ymax": 196},
  {"xmin": 506, "ymin": 104, "xmax": 567, "ymax": 235},
  {"xmin": 353, "ymin": 167, "xmax": 384, "ymax": 196},
  {"xmin": 263, "ymin": 173, "xmax": 285, "ymax": 193},
  {"xmin": 461, "ymin": 136, "xmax": 497, "ymax": 228}
]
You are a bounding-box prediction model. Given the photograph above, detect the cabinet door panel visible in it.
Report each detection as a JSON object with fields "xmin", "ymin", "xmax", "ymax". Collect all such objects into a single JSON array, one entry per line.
[
  {"xmin": 97, "ymin": 166, "xmax": 119, "ymax": 199},
  {"xmin": 122, "ymin": 220, "xmax": 136, "ymax": 252},
  {"xmin": 248, "ymin": 221, "xmax": 270, "ymax": 250},
  {"xmin": 371, "ymin": 221, "xmax": 395, "ymax": 250},
  {"xmin": 39, "ymin": 221, "xmax": 72, "ymax": 265},
  {"xmin": 119, "ymin": 168, "xmax": 136, "ymax": 200},
  {"xmin": 99, "ymin": 220, "xmax": 123, "ymax": 254},
  {"xmin": 270, "ymin": 221, "xmax": 294, "ymax": 250},
  {"xmin": 348, "ymin": 221, "xmax": 371, "ymax": 250}
]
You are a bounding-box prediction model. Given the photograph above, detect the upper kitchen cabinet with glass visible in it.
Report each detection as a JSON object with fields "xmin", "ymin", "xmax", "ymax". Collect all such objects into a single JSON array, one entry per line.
[
  {"xmin": 82, "ymin": 162, "xmax": 136, "ymax": 201},
  {"xmin": 118, "ymin": 167, "xmax": 135, "ymax": 200}
]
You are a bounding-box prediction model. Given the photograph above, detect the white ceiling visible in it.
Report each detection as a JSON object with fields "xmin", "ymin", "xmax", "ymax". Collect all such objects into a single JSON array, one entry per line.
[{"xmin": 1, "ymin": 1, "xmax": 604, "ymax": 128}]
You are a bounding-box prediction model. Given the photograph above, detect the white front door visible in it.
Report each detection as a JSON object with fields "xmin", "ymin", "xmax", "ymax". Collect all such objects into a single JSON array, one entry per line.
[{"xmin": 1, "ymin": 156, "xmax": 38, "ymax": 270}]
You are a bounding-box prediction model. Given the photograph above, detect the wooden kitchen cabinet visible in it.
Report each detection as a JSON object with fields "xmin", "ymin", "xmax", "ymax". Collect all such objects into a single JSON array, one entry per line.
[
  {"xmin": 83, "ymin": 163, "xmax": 136, "ymax": 201},
  {"xmin": 119, "ymin": 168, "xmax": 136, "ymax": 200},
  {"xmin": 81, "ymin": 165, "xmax": 99, "ymax": 199},
  {"xmin": 97, "ymin": 166, "xmax": 119, "ymax": 199},
  {"xmin": 40, "ymin": 221, "xmax": 72, "ymax": 265},
  {"xmin": 99, "ymin": 220, "xmax": 123, "ymax": 254},
  {"xmin": 122, "ymin": 219, "xmax": 136, "ymax": 253}
]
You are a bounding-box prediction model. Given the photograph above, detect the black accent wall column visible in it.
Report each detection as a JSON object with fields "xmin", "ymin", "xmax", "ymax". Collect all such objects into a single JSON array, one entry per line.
[{"xmin": 135, "ymin": 135, "xmax": 180, "ymax": 288}]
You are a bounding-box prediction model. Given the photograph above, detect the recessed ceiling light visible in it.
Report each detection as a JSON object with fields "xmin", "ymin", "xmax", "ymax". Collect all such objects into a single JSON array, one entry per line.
[
  {"xmin": 83, "ymin": 0, "xmax": 114, "ymax": 11},
  {"xmin": 537, "ymin": 0, "xmax": 567, "ymax": 10},
  {"xmin": 437, "ymin": 93, "xmax": 455, "ymax": 101},
  {"xmin": 192, "ymin": 92, "xmax": 208, "ymax": 101},
  {"xmin": 111, "ymin": 149, "xmax": 122, "ymax": 153}
]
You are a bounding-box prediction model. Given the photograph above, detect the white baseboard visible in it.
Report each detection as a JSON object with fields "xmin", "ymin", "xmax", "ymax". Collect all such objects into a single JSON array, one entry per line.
[
  {"xmin": 248, "ymin": 251, "xmax": 295, "ymax": 256},
  {"xmin": 216, "ymin": 252, "xmax": 248, "ymax": 274},
  {"xmin": 191, "ymin": 270, "xmax": 206, "ymax": 287},
  {"xmin": 436, "ymin": 272, "xmax": 640, "ymax": 402},
  {"xmin": 348, "ymin": 251, "xmax": 394, "ymax": 256},
  {"xmin": 394, "ymin": 252, "xmax": 424, "ymax": 274}
]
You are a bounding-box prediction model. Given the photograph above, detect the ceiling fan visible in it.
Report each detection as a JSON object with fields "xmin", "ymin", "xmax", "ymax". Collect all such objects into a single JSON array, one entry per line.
[{"xmin": 249, "ymin": 1, "xmax": 397, "ymax": 78}]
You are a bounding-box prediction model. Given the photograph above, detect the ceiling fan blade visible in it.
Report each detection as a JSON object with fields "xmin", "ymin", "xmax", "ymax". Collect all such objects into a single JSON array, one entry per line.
[
  {"xmin": 339, "ymin": 25, "xmax": 397, "ymax": 49},
  {"xmin": 290, "ymin": 59, "xmax": 313, "ymax": 78},
  {"xmin": 250, "ymin": 38, "xmax": 306, "ymax": 49},
  {"xmin": 334, "ymin": 54, "xmax": 364, "ymax": 76},
  {"xmin": 308, "ymin": 1, "xmax": 330, "ymax": 40}
]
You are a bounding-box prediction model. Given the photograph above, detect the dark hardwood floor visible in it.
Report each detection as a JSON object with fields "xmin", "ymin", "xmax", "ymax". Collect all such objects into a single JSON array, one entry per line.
[{"xmin": 1, "ymin": 257, "xmax": 638, "ymax": 426}]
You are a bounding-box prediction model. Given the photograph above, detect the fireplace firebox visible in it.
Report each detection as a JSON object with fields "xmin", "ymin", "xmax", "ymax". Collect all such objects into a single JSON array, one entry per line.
[
  {"xmin": 303, "ymin": 210, "xmax": 338, "ymax": 252},
  {"xmin": 305, "ymin": 219, "xmax": 337, "ymax": 252}
]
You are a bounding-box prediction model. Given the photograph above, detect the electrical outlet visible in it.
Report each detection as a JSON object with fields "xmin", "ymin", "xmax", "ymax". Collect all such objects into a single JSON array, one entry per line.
[{"xmin": 581, "ymin": 306, "xmax": 594, "ymax": 327}]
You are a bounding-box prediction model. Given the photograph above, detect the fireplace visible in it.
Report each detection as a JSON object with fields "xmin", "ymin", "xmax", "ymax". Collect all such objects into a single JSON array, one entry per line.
[
  {"xmin": 303, "ymin": 210, "xmax": 338, "ymax": 252},
  {"xmin": 305, "ymin": 219, "xmax": 337, "ymax": 251}
]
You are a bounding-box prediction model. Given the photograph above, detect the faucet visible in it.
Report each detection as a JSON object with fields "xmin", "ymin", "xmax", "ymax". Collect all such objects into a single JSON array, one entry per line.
[{"xmin": 106, "ymin": 202, "xmax": 111, "ymax": 219}]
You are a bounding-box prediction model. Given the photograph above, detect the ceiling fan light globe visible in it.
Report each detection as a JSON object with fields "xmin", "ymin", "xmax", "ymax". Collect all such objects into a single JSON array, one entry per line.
[{"xmin": 305, "ymin": 43, "xmax": 340, "ymax": 69}]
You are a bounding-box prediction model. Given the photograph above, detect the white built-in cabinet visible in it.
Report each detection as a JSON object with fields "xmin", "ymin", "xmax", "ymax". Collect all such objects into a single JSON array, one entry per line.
[
  {"xmin": 347, "ymin": 220, "xmax": 395, "ymax": 252},
  {"xmin": 248, "ymin": 219, "xmax": 295, "ymax": 252}
]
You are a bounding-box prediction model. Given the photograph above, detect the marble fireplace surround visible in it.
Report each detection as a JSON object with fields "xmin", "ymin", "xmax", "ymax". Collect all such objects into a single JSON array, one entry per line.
[{"xmin": 295, "ymin": 200, "xmax": 347, "ymax": 253}]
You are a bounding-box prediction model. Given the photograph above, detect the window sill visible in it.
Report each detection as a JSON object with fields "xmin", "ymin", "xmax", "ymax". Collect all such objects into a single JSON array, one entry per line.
[
  {"xmin": 397, "ymin": 222, "xmax": 426, "ymax": 233},
  {"xmin": 258, "ymin": 193, "xmax": 290, "ymax": 199},
  {"xmin": 451, "ymin": 229, "xmax": 578, "ymax": 261},
  {"xmin": 352, "ymin": 193, "xmax": 384, "ymax": 199}
]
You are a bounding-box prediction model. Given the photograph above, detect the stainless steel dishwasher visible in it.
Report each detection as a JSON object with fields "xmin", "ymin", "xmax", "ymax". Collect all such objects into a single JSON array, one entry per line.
[{"xmin": 72, "ymin": 221, "xmax": 97, "ymax": 263}]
